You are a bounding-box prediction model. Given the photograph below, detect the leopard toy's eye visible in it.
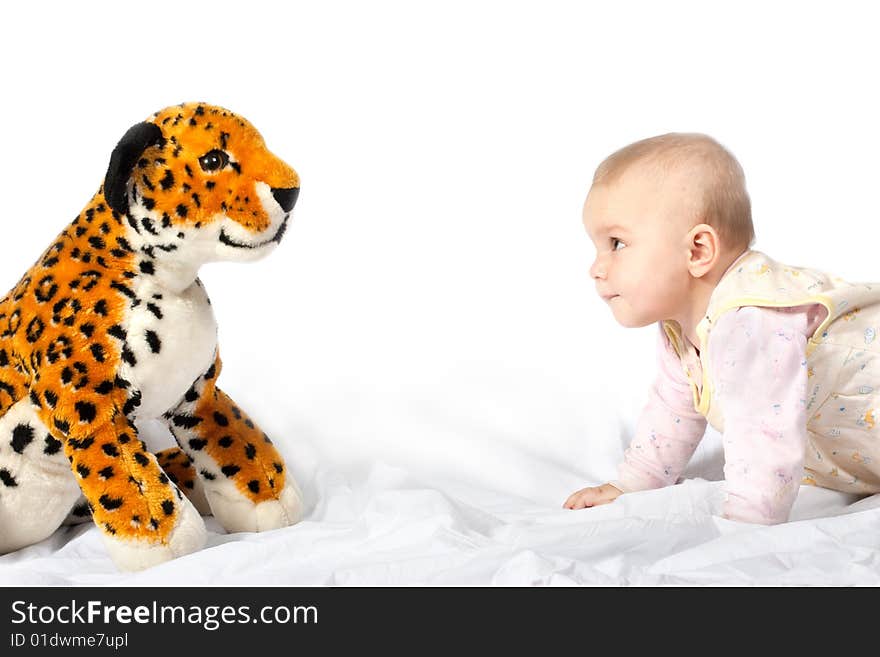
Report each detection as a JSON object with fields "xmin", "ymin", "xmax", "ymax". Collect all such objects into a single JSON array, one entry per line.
[{"xmin": 198, "ymin": 149, "xmax": 230, "ymax": 172}]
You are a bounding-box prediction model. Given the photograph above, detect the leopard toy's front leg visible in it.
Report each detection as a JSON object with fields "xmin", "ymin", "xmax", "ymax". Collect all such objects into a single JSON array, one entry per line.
[
  {"xmin": 34, "ymin": 391, "xmax": 206, "ymax": 571},
  {"xmin": 162, "ymin": 354, "xmax": 303, "ymax": 533}
]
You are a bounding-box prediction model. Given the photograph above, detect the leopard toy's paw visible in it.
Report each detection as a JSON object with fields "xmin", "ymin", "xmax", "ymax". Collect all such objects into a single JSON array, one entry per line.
[
  {"xmin": 101, "ymin": 495, "xmax": 207, "ymax": 571},
  {"xmin": 205, "ymin": 478, "xmax": 304, "ymax": 534}
]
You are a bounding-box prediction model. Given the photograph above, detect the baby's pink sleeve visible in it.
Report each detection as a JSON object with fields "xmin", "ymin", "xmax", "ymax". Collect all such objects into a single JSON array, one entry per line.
[
  {"xmin": 611, "ymin": 327, "xmax": 707, "ymax": 493},
  {"xmin": 709, "ymin": 306, "xmax": 811, "ymax": 524}
]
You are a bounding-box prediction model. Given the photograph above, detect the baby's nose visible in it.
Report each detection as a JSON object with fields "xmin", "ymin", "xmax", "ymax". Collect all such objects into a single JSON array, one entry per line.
[{"xmin": 589, "ymin": 258, "xmax": 606, "ymax": 280}]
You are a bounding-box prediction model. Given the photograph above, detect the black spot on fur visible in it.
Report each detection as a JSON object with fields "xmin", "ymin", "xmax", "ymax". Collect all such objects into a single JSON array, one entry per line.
[
  {"xmin": 76, "ymin": 463, "xmax": 90, "ymax": 478},
  {"xmin": 121, "ymin": 347, "xmax": 137, "ymax": 366},
  {"xmin": 247, "ymin": 480, "xmax": 260, "ymax": 493},
  {"xmin": 213, "ymin": 412, "xmax": 229, "ymax": 427},
  {"xmin": 160, "ymin": 169, "xmax": 175, "ymax": 190},
  {"xmin": 173, "ymin": 415, "xmax": 202, "ymax": 429},
  {"xmin": 89, "ymin": 343, "xmax": 104, "ymax": 363},
  {"xmin": 75, "ymin": 401, "xmax": 97, "ymax": 423},
  {"xmin": 11, "ymin": 424, "xmax": 34, "ymax": 453},
  {"xmin": 218, "ymin": 435, "xmax": 233, "ymax": 448},
  {"xmin": 145, "ymin": 330, "xmax": 161, "ymax": 353},
  {"xmin": 0, "ymin": 469, "xmax": 17, "ymax": 487},
  {"xmin": 221, "ymin": 464, "xmax": 240, "ymax": 477},
  {"xmin": 99, "ymin": 494, "xmax": 123, "ymax": 510},
  {"xmin": 273, "ymin": 462, "xmax": 284, "ymax": 473},
  {"xmin": 110, "ymin": 282, "xmax": 136, "ymax": 300},
  {"xmin": 102, "ymin": 443, "xmax": 119, "ymax": 457},
  {"xmin": 161, "ymin": 500, "xmax": 175, "ymax": 515},
  {"xmin": 94, "ymin": 299, "xmax": 109, "ymax": 316},
  {"xmin": 188, "ymin": 438, "xmax": 207, "ymax": 451},
  {"xmin": 133, "ymin": 452, "xmax": 149, "ymax": 467},
  {"xmin": 122, "ymin": 390, "xmax": 142, "ymax": 416},
  {"xmin": 68, "ymin": 436, "xmax": 95, "ymax": 450},
  {"xmin": 139, "ymin": 260, "xmax": 155, "ymax": 275},
  {"xmin": 245, "ymin": 443, "xmax": 256, "ymax": 460},
  {"xmin": 98, "ymin": 466, "xmax": 115, "ymax": 479},
  {"xmin": 44, "ymin": 390, "xmax": 58, "ymax": 408},
  {"xmin": 44, "ymin": 434, "xmax": 62, "ymax": 455},
  {"xmin": 200, "ymin": 469, "xmax": 216, "ymax": 481},
  {"xmin": 95, "ymin": 380, "xmax": 114, "ymax": 395},
  {"xmin": 34, "ymin": 275, "xmax": 58, "ymax": 303},
  {"xmin": 25, "ymin": 317, "xmax": 44, "ymax": 343}
]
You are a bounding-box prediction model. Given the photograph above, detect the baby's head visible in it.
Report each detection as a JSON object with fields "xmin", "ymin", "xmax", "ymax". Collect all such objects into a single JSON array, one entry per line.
[{"xmin": 583, "ymin": 133, "xmax": 753, "ymax": 328}]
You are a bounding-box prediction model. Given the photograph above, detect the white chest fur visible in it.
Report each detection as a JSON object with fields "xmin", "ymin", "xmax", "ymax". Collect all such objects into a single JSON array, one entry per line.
[{"xmin": 119, "ymin": 278, "xmax": 218, "ymax": 418}]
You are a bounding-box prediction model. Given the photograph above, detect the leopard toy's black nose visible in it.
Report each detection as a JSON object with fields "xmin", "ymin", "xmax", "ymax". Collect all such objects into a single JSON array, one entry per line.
[{"xmin": 271, "ymin": 187, "xmax": 299, "ymax": 212}]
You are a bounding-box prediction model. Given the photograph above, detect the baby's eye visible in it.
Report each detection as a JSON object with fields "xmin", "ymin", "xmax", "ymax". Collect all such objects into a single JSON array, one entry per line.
[{"xmin": 611, "ymin": 238, "xmax": 626, "ymax": 251}]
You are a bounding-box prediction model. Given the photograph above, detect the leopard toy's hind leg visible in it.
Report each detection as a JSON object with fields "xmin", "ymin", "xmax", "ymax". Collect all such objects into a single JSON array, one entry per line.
[{"xmin": 0, "ymin": 398, "xmax": 81, "ymax": 552}]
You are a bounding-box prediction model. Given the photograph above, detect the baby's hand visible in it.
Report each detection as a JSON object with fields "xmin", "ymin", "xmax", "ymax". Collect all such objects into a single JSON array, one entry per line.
[{"xmin": 563, "ymin": 483, "xmax": 623, "ymax": 509}]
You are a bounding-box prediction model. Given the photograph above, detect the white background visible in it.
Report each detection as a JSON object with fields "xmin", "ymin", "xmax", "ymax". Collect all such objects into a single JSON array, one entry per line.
[{"xmin": 0, "ymin": 0, "xmax": 877, "ymax": 511}]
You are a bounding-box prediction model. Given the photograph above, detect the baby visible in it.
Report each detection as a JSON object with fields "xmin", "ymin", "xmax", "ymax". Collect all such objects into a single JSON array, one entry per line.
[{"xmin": 564, "ymin": 133, "xmax": 880, "ymax": 524}]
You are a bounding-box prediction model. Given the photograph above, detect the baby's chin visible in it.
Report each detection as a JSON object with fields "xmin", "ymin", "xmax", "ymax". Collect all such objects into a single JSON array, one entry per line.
[{"xmin": 609, "ymin": 304, "xmax": 658, "ymax": 329}]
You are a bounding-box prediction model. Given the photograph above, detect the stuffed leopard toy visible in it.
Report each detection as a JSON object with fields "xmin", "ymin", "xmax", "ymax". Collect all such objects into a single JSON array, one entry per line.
[{"xmin": 0, "ymin": 102, "xmax": 303, "ymax": 570}]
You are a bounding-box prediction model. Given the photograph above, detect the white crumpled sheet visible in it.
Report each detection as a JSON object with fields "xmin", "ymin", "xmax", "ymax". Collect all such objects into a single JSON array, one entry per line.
[
  {"xmin": 3, "ymin": 350, "xmax": 880, "ymax": 586},
  {"xmin": 3, "ymin": 459, "xmax": 879, "ymax": 586}
]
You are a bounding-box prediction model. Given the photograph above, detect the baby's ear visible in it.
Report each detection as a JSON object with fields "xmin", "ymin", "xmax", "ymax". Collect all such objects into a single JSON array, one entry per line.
[{"xmin": 686, "ymin": 223, "xmax": 720, "ymax": 278}]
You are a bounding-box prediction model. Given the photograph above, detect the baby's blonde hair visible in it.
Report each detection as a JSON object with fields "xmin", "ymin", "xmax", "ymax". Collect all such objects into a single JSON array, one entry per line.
[{"xmin": 592, "ymin": 133, "xmax": 754, "ymax": 250}]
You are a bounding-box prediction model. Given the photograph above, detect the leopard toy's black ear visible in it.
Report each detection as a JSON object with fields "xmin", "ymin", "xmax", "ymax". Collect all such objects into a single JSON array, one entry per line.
[{"xmin": 103, "ymin": 122, "xmax": 165, "ymax": 216}]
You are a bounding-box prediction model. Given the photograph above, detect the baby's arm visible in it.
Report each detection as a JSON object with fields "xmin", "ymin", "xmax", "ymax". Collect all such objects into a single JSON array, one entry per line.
[
  {"xmin": 710, "ymin": 306, "xmax": 811, "ymax": 524},
  {"xmin": 565, "ymin": 326, "xmax": 708, "ymax": 508}
]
